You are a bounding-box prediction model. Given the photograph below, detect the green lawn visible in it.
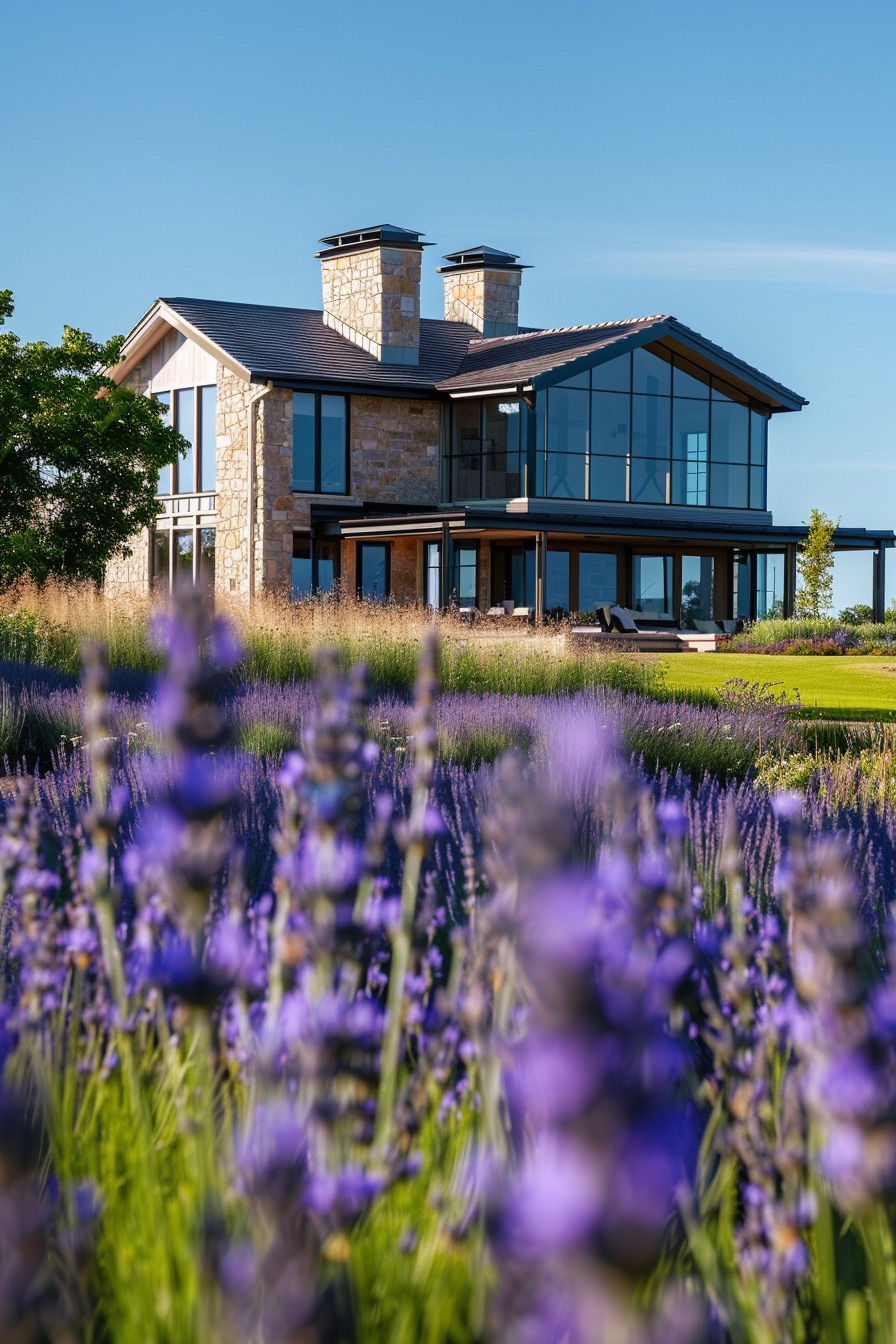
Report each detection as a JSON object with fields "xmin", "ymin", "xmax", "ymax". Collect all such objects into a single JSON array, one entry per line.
[{"xmin": 654, "ymin": 653, "xmax": 896, "ymax": 720}]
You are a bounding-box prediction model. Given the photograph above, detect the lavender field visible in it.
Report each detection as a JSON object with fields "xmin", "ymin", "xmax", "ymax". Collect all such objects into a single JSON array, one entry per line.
[{"xmin": 3, "ymin": 594, "xmax": 896, "ymax": 1342}]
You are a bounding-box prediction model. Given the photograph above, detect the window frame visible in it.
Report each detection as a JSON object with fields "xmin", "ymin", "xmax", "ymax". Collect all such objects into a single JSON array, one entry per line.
[
  {"xmin": 154, "ymin": 384, "xmax": 217, "ymax": 497},
  {"xmin": 357, "ymin": 541, "xmax": 391, "ymax": 601},
  {"xmin": 151, "ymin": 524, "xmax": 216, "ymax": 590},
  {"xmin": 444, "ymin": 345, "xmax": 771, "ymax": 512},
  {"xmin": 291, "ymin": 532, "xmax": 341, "ymax": 600},
  {"xmin": 292, "ymin": 391, "xmax": 350, "ymax": 496}
]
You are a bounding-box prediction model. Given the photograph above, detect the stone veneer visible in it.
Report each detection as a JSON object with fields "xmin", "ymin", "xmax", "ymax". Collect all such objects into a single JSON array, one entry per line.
[
  {"xmin": 442, "ymin": 267, "xmax": 521, "ymax": 337},
  {"xmin": 349, "ymin": 396, "xmax": 440, "ymax": 505},
  {"xmin": 104, "ymin": 533, "xmax": 151, "ymax": 597},
  {"xmin": 320, "ymin": 246, "xmax": 422, "ymax": 364}
]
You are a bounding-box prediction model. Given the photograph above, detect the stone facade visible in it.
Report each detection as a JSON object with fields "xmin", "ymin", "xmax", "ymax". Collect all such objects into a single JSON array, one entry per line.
[
  {"xmin": 349, "ymin": 395, "xmax": 441, "ymax": 506},
  {"xmin": 320, "ymin": 245, "xmax": 422, "ymax": 364},
  {"xmin": 257, "ymin": 386, "xmax": 300, "ymax": 595},
  {"xmin": 104, "ymin": 532, "xmax": 151, "ymax": 597},
  {"xmin": 390, "ymin": 537, "xmax": 419, "ymax": 602},
  {"xmin": 442, "ymin": 267, "xmax": 521, "ymax": 337}
]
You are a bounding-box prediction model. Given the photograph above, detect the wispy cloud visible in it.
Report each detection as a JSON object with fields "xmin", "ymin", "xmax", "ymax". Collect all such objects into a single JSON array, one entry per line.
[
  {"xmin": 775, "ymin": 461, "xmax": 896, "ymax": 472},
  {"xmin": 593, "ymin": 242, "xmax": 896, "ymax": 292}
]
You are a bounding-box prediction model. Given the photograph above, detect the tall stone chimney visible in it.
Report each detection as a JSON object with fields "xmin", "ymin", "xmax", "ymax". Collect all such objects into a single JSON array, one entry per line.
[
  {"xmin": 316, "ymin": 224, "xmax": 429, "ymax": 365},
  {"xmin": 437, "ymin": 245, "xmax": 529, "ymax": 337}
]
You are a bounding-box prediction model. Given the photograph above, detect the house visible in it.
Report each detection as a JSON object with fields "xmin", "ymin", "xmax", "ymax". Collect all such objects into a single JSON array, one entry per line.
[{"xmin": 107, "ymin": 223, "xmax": 894, "ymax": 624}]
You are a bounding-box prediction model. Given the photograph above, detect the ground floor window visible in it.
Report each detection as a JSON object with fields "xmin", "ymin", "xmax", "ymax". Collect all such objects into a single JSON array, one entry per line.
[
  {"xmin": 292, "ymin": 534, "xmax": 340, "ymax": 601},
  {"xmin": 545, "ymin": 550, "xmax": 570, "ymax": 613},
  {"xmin": 577, "ymin": 552, "xmax": 617, "ymax": 612},
  {"xmin": 358, "ymin": 543, "xmax": 390, "ymax": 600},
  {"xmin": 152, "ymin": 526, "xmax": 215, "ymax": 591},
  {"xmin": 453, "ymin": 543, "xmax": 478, "ymax": 607},
  {"xmin": 425, "ymin": 542, "xmax": 441, "ymax": 608},
  {"xmin": 735, "ymin": 550, "xmax": 785, "ymax": 621},
  {"xmin": 632, "ymin": 554, "xmax": 674, "ymax": 619},
  {"xmin": 491, "ymin": 544, "xmax": 536, "ymax": 609},
  {"xmin": 680, "ymin": 554, "xmax": 715, "ymax": 628}
]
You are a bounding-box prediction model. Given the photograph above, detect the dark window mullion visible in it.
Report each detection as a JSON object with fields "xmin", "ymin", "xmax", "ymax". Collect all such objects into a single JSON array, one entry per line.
[{"xmin": 315, "ymin": 393, "xmax": 321, "ymax": 494}]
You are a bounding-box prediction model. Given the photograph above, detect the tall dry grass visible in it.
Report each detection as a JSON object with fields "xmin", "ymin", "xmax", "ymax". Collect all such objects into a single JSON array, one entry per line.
[{"xmin": 0, "ymin": 581, "xmax": 665, "ymax": 698}]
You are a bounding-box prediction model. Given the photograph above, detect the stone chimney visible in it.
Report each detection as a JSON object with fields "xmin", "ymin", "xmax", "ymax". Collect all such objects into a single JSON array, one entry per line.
[
  {"xmin": 316, "ymin": 224, "xmax": 430, "ymax": 365},
  {"xmin": 437, "ymin": 245, "xmax": 529, "ymax": 337}
]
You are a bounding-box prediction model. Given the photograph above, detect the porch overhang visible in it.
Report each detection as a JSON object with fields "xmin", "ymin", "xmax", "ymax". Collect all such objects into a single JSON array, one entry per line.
[{"xmin": 316, "ymin": 503, "xmax": 895, "ymax": 555}]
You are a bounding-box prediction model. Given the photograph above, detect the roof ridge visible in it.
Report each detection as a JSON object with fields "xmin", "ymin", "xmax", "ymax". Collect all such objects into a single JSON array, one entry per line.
[{"xmin": 468, "ymin": 316, "xmax": 671, "ymax": 347}]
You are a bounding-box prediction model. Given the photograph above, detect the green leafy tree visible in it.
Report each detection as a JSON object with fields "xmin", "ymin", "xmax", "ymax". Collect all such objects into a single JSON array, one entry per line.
[
  {"xmin": 795, "ymin": 507, "xmax": 838, "ymax": 618},
  {"xmin": 838, "ymin": 603, "xmax": 874, "ymax": 625},
  {"xmin": 0, "ymin": 290, "xmax": 184, "ymax": 587}
]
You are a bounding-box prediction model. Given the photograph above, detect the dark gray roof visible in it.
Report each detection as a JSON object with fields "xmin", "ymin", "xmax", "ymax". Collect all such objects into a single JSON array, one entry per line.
[
  {"xmin": 161, "ymin": 297, "xmax": 476, "ymax": 392},
  {"xmin": 156, "ymin": 298, "xmax": 806, "ymax": 410},
  {"xmin": 437, "ymin": 315, "xmax": 807, "ymax": 410},
  {"xmin": 437, "ymin": 318, "xmax": 666, "ymax": 392}
]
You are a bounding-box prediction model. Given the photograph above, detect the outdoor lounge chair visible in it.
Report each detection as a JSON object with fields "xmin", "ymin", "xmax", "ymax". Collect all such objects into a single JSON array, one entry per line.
[{"xmin": 599, "ymin": 604, "xmax": 641, "ymax": 633}]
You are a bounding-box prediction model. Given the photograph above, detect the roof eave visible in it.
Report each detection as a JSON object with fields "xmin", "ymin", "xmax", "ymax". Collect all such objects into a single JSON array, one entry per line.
[
  {"xmin": 664, "ymin": 319, "xmax": 807, "ymax": 412},
  {"xmin": 110, "ymin": 299, "xmax": 252, "ymax": 385}
]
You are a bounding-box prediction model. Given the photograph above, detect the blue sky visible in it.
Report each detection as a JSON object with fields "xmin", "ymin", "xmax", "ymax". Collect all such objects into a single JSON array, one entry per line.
[{"xmin": 3, "ymin": 0, "xmax": 894, "ymax": 610}]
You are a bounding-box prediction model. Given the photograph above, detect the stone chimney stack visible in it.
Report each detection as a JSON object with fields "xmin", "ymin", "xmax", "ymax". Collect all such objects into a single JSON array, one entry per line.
[
  {"xmin": 316, "ymin": 224, "xmax": 429, "ymax": 365},
  {"xmin": 437, "ymin": 245, "xmax": 529, "ymax": 337}
]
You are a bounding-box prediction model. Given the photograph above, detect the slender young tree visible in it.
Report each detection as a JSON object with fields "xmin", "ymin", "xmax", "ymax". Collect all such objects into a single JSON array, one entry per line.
[
  {"xmin": 796, "ymin": 507, "xmax": 838, "ymax": 618},
  {"xmin": 0, "ymin": 290, "xmax": 184, "ymax": 587}
]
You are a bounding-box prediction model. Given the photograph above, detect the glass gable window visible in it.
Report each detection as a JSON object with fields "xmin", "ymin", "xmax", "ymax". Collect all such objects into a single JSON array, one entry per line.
[
  {"xmin": 199, "ymin": 386, "xmax": 216, "ymax": 490},
  {"xmin": 174, "ymin": 390, "xmax": 195, "ymax": 495},
  {"xmin": 292, "ymin": 393, "xmax": 348, "ymax": 494},
  {"xmin": 156, "ymin": 393, "xmax": 171, "ymax": 495},
  {"xmin": 154, "ymin": 385, "xmax": 216, "ymax": 496},
  {"xmin": 445, "ymin": 346, "xmax": 771, "ymax": 511}
]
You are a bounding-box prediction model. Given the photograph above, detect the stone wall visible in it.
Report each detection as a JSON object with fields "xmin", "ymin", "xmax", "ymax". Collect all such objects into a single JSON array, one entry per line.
[
  {"xmin": 349, "ymin": 395, "xmax": 441, "ymax": 506},
  {"xmin": 215, "ymin": 368, "xmax": 252, "ymax": 599},
  {"xmin": 216, "ymin": 374, "xmax": 305, "ymax": 599},
  {"xmin": 257, "ymin": 388, "xmax": 300, "ymax": 595},
  {"xmin": 320, "ymin": 246, "xmax": 422, "ymax": 364},
  {"xmin": 442, "ymin": 267, "xmax": 521, "ymax": 337},
  {"xmin": 104, "ymin": 533, "xmax": 151, "ymax": 597},
  {"xmin": 390, "ymin": 537, "xmax": 419, "ymax": 602}
]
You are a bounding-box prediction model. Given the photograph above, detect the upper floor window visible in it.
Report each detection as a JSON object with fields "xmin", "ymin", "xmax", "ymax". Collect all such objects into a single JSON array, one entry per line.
[
  {"xmin": 446, "ymin": 346, "xmax": 769, "ymax": 511},
  {"xmin": 155, "ymin": 385, "xmax": 216, "ymax": 495},
  {"xmin": 293, "ymin": 392, "xmax": 348, "ymax": 494}
]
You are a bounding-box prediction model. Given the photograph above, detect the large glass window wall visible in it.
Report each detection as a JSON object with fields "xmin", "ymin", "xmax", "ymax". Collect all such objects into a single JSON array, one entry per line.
[{"xmin": 447, "ymin": 346, "xmax": 769, "ymax": 510}]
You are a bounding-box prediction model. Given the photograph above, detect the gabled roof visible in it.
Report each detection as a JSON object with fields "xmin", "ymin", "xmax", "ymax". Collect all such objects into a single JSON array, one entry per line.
[
  {"xmin": 116, "ymin": 298, "xmax": 477, "ymax": 394},
  {"xmin": 115, "ymin": 298, "xmax": 806, "ymax": 412},
  {"xmin": 436, "ymin": 317, "xmax": 666, "ymax": 392},
  {"xmin": 437, "ymin": 316, "xmax": 807, "ymax": 411}
]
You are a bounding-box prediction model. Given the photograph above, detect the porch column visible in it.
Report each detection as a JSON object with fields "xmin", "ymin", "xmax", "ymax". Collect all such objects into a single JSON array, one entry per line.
[
  {"xmin": 439, "ymin": 521, "xmax": 453, "ymax": 609},
  {"xmin": 873, "ymin": 543, "xmax": 887, "ymax": 623},
  {"xmin": 783, "ymin": 544, "xmax": 798, "ymax": 617},
  {"xmin": 535, "ymin": 531, "xmax": 547, "ymax": 624}
]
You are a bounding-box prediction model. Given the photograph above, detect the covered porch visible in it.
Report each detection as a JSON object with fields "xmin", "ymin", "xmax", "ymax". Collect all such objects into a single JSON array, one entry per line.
[{"xmin": 314, "ymin": 504, "xmax": 895, "ymax": 626}]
